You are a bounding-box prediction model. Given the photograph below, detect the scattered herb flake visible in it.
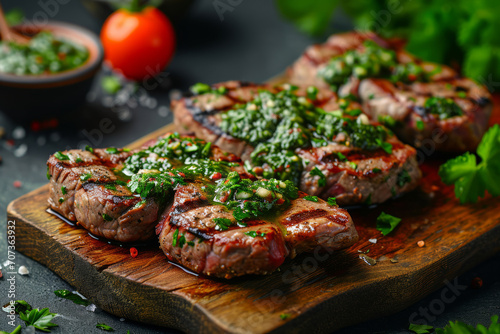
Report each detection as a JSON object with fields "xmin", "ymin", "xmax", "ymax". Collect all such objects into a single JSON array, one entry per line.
[
  {"xmin": 280, "ymin": 313, "xmax": 291, "ymax": 320},
  {"xmin": 105, "ymin": 147, "xmax": 120, "ymax": 154},
  {"xmin": 58, "ymin": 197, "xmax": 64, "ymax": 203},
  {"xmin": 61, "ymin": 186, "xmax": 67, "ymax": 195},
  {"xmin": 96, "ymin": 323, "xmax": 114, "ymax": 331},
  {"xmin": 54, "ymin": 289, "xmax": 90, "ymax": 306},
  {"xmin": 416, "ymin": 119, "xmax": 425, "ymax": 131},
  {"xmin": 84, "ymin": 145, "xmax": 94, "ymax": 153},
  {"xmin": 101, "ymin": 75, "xmax": 122, "ymax": 95},
  {"xmin": 102, "ymin": 213, "xmax": 113, "ymax": 221},
  {"xmin": 172, "ymin": 228, "xmax": 179, "ymax": 247},
  {"xmin": 80, "ymin": 173, "xmax": 92, "ymax": 182},
  {"xmin": 213, "ymin": 217, "xmax": 232, "ymax": 231},
  {"xmin": 303, "ymin": 195, "xmax": 319, "ymax": 202},
  {"xmin": 376, "ymin": 212, "xmax": 402, "ymax": 236},
  {"xmin": 54, "ymin": 151, "xmax": 69, "ymax": 161},
  {"xmin": 327, "ymin": 197, "xmax": 337, "ymax": 206},
  {"xmin": 310, "ymin": 167, "xmax": 326, "ymax": 187}
]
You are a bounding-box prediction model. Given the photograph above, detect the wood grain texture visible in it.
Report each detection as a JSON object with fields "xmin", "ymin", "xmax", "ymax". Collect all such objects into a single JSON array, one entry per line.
[{"xmin": 7, "ymin": 107, "xmax": 500, "ymax": 334}]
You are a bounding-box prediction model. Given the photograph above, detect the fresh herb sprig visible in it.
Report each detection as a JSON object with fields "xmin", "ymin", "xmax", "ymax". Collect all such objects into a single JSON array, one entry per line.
[
  {"xmin": 19, "ymin": 308, "xmax": 58, "ymax": 332},
  {"xmin": 439, "ymin": 125, "xmax": 500, "ymax": 204}
]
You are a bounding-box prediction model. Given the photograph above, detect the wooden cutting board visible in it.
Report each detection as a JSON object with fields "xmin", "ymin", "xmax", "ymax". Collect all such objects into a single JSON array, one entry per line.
[{"xmin": 7, "ymin": 106, "xmax": 500, "ymax": 334}]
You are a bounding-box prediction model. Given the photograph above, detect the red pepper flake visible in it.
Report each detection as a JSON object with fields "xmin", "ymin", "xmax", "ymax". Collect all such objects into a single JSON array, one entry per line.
[
  {"xmin": 130, "ymin": 247, "xmax": 138, "ymax": 258},
  {"xmin": 276, "ymin": 198, "xmax": 285, "ymax": 205},
  {"xmin": 31, "ymin": 121, "xmax": 41, "ymax": 132},
  {"xmin": 470, "ymin": 277, "xmax": 483, "ymax": 289},
  {"xmin": 168, "ymin": 172, "xmax": 175, "ymax": 176},
  {"xmin": 211, "ymin": 172, "xmax": 222, "ymax": 180},
  {"xmin": 408, "ymin": 74, "xmax": 417, "ymax": 81},
  {"xmin": 178, "ymin": 172, "xmax": 185, "ymax": 178},
  {"xmin": 13, "ymin": 180, "xmax": 22, "ymax": 188},
  {"xmin": 186, "ymin": 142, "xmax": 192, "ymax": 146},
  {"xmin": 6, "ymin": 139, "xmax": 14, "ymax": 147},
  {"xmin": 0, "ymin": 269, "xmax": 3, "ymax": 278}
]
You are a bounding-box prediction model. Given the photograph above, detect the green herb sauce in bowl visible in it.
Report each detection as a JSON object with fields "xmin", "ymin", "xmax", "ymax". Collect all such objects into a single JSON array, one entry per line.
[{"xmin": 0, "ymin": 31, "xmax": 89, "ymax": 75}]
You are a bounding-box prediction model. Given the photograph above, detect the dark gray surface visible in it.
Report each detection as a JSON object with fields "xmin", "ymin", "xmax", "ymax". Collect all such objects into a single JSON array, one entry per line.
[{"xmin": 0, "ymin": 1, "xmax": 498, "ymax": 333}]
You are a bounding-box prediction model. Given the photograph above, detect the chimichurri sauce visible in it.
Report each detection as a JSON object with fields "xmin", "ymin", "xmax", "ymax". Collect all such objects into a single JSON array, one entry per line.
[
  {"xmin": 219, "ymin": 86, "xmax": 392, "ymax": 185},
  {"xmin": 318, "ymin": 40, "xmax": 428, "ymax": 90},
  {"xmin": 112, "ymin": 133, "xmax": 299, "ymax": 224},
  {"xmin": 0, "ymin": 31, "xmax": 89, "ymax": 75}
]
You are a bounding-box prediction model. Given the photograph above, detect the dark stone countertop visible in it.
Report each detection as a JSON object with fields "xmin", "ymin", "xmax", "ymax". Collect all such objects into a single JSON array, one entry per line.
[{"xmin": 0, "ymin": 1, "xmax": 498, "ymax": 333}]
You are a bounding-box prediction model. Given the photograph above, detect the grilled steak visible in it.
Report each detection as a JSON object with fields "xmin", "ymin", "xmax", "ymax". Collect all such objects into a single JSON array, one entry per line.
[
  {"xmin": 47, "ymin": 148, "xmax": 161, "ymax": 242},
  {"xmin": 172, "ymin": 81, "xmax": 421, "ymax": 206},
  {"xmin": 48, "ymin": 133, "xmax": 358, "ymax": 278},
  {"xmin": 158, "ymin": 181, "xmax": 356, "ymax": 279},
  {"xmin": 286, "ymin": 31, "xmax": 492, "ymax": 152}
]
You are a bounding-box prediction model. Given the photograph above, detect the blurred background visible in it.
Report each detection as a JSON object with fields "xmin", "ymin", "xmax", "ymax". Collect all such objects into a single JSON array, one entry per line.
[{"xmin": 0, "ymin": 1, "xmax": 499, "ymax": 333}]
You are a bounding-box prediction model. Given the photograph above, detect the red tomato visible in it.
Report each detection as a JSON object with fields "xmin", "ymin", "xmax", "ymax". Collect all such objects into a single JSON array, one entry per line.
[{"xmin": 100, "ymin": 7, "xmax": 175, "ymax": 81}]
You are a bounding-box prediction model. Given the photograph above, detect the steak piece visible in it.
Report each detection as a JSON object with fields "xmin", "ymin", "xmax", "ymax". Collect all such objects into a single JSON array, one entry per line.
[
  {"xmin": 286, "ymin": 31, "xmax": 492, "ymax": 152},
  {"xmin": 172, "ymin": 81, "xmax": 421, "ymax": 206},
  {"xmin": 158, "ymin": 182, "xmax": 357, "ymax": 278},
  {"xmin": 47, "ymin": 148, "xmax": 161, "ymax": 242}
]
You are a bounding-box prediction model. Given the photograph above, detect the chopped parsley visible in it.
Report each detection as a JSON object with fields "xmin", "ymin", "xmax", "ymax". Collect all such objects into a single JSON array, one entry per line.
[
  {"xmin": 213, "ymin": 171, "xmax": 298, "ymax": 222},
  {"xmin": 220, "ymin": 87, "xmax": 392, "ymax": 185},
  {"xmin": 303, "ymin": 195, "xmax": 319, "ymax": 202},
  {"xmin": 327, "ymin": 197, "xmax": 338, "ymax": 206},
  {"xmin": 80, "ymin": 173, "xmax": 92, "ymax": 182},
  {"xmin": 61, "ymin": 186, "xmax": 67, "ymax": 195},
  {"xmin": 75, "ymin": 157, "xmax": 83, "ymax": 163},
  {"xmin": 280, "ymin": 313, "xmax": 291, "ymax": 320},
  {"xmin": 54, "ymin": 151, "xmax": 69, "ymax": 161},
  {"xmin": 318, "ymin": 40, "xmax": 428, "ymax": 90},
  {"xmin": 310, "ymin": 167, "xmax": 326, "ymax": 187},
  {"xmin": 58, "ymin": 197, "xmax": 64, "ymax": 203},
  {"xmin": 84, "ymin": 145, "xmax": 94, "ymax": 153},
  {"xmin": 416, "ymin": 119, "xmax": 425, "ymax": 131},
  {"xmin": 172, "ymin": 228, "xmax": 179, "ymax": 247},
  {"xmin": 105, "ymin": 147, "xmax": 120, "ymax": 154},
  {"xmin": 376, "ymin": 212, "xmax": 402, "ymax": 236},
  {"xmin": 245, "ymin": 231, "xmax": 266, "ymax": 238},
  {"xmin": 397, "ymin": 169, "xmax": 411, "ymax": 187},
  {"xmin": 102, "ymin": 213, "xmax": 113, "ymax": 221},
  {"xmin": 306, "ymin": 86, "xmax": 319, "ymax": 100},
  {"xmin": 425, "ymin": 97, "xmax": 463, "ymax": 120},
  {"xmin": 213, "ymin": 217, "xmax": 232, "ymax": 231}
]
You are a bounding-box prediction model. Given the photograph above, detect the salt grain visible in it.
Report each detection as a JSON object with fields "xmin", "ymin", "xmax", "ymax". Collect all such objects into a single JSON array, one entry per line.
[
  {"xmin": 50, "ymin": 132, "xmax": 61, "ymax": 142},
  {"xmin": 169, "ymin": 89, "xmax": 182, "ymax": 101},
  {"xmin": 85, "ymin": 304, "xmax": 97, "ymax": 312},
  {"xmin": 120, "ymin": 318, "xmax": 125, "ymax": 322},
  {"xmin": 37, "ymin": 136, "xmax": 46, "ymax": 146},
  {"xmin": 13, "ymin": 144, "xmax": 28, "ymax": 158},
  {"xmin": 368, "ymin": 238, "xmax": 377, "ymax": 244},
  {"xmin": 118, "ymin": 109, "xmax": 132, "ymax": 122},
  {"xmin": 158, "ymin": 106, "xmax": 169, "ymax": 117},
  {"xmin": 18, "ymin": 265, "xmax": 29, "ymax": 275},
  {"xmin": 12, "ymin": 126, "xmax": 26, "ymax": 140},
  {"xmin": 24, "ymin": 326, "xmax": 35, "ymax": 334}
]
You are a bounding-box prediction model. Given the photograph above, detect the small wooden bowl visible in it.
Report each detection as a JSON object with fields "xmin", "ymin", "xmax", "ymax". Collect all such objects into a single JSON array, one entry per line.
[{"xmin": 0, "ymin": 22, "xmax": 104, "ymax": 122}]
